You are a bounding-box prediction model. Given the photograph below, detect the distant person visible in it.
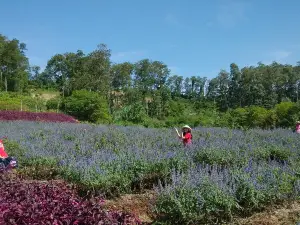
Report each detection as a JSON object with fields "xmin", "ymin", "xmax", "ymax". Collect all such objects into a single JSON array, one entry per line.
[
  {"xmin": 175, "ymin": 125, "xmax": 192, "ymax": 146},
  {"xmin": 0, "ymin": 139, "xmax": 17, "ymax": 171},
  {"xmin": 296, "ymin": 121, "xmax": 300, "ymax": 134}
]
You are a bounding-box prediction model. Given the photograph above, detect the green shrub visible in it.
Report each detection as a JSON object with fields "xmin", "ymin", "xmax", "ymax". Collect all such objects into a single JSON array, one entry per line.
[
  {"xmin": 117, "ymin": 102, "xmax": 147, "ymax": 124},
  {"xmin": 268, "ymin": 146, "xmax": 291, "ymax": 162},
  {"xmin": 63, "ymin": 90, "xmax": 111, "ymax": 123},
  {"xmin": 18, "ymin": 157, "xmax": 60, "ymax": 180},
  {"xmin": 234, "ymin": 174, "xmax": 265, "ymax": 212},
  {"xmin": 194, "ymin": 149, "xmax": 238, "ymax": 166},
  {"xmin": 252, "ymin": 147, "xmax": 271, "ymax": 161},
  {"xmin": 228, "ymin": 108, "xmax": 249, "ymax": 128},
  {"xmin": 142, "ymin": 118, "xmax": 166, "ymax": 128},
  {"xmin": 275, "ymin": 101, "xmax": 296, "ymax": 128},
  {"xmin": 46, "ymin": 97, "xmax": 61, "ymax": 110},
  {"xmin": 247, "ymin": 106, "xmax": 270, "ymax": 128},
  {"xmin": 155, "ymin": 178, "xmax": 238, "ymax": 224}
]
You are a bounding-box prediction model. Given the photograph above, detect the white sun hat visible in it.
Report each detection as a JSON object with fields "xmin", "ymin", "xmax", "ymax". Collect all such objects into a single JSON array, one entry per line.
[{"xmin": 182, "ymin": 125, "xmax": 192, "ymax": 131}]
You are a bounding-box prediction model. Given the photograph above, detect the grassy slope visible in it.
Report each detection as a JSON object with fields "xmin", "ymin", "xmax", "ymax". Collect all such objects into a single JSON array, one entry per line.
[{"xmin": 0, "ymin": 89, "xmax": 60, "ymax": 112}]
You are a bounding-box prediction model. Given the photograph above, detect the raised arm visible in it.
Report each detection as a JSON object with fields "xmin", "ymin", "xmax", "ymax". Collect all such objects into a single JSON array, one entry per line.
[{"xmin": 174, "ymin": 128, "xmax": 182, "ymax": 138}]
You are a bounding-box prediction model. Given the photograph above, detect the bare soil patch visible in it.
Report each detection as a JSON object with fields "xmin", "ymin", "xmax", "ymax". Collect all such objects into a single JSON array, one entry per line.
[
  {"xmin": 233, "ymin": 201, "xmax": 300, "ymax": 225},
  {"xmin": 103, "ymin": 191, "xmax": 157, "ymax": 223}
]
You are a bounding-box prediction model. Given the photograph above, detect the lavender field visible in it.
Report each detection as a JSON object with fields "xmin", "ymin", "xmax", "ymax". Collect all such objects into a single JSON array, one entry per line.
[{"xmin": 2, "ymin": 121, "xmax": 300, "ymax": 224}]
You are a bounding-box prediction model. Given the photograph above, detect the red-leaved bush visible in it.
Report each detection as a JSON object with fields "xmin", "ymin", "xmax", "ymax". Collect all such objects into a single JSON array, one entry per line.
[
  {"xmin": 0, "ymin": 174, "xmax": 141, "ymax": 225},
  {"xmin": 0, "ymin": 111, "xmax": 78, "ymax": 123}
]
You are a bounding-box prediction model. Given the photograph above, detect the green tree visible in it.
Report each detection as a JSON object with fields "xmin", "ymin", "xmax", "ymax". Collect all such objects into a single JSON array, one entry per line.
[
  {"xmin": 83, "ymin": 44, "xmax": 111, "ymax": 94},
  {"xmin": 183, "ymin": 77, "xmax": 191, "ymax": 98},
  {"xmin": 118, "ymin": 102, "xmax": 147, "ymax": 124},
  {"xmin": 111, "ymin": 62, "xmax": 133, "ymax": 90},
  {"xmin": 240, "ymin": 66, "xmax": 265, "ymax": 107},
  {"xmin": 148, "ymin": 86, "xmax": 171, "ymax": 119},
  {"xmin": 217, "ymin": 70, "xmax": 229, "ymax": 111},
  {"xmin": 44, "ymin": 54, "xmax": 69, "ymax": 96},
  {"xmin": 247, "ymin": 106, "xmax": 270, "ymax": 128},
  {"xmin": 134, "ymin": 59, "xmax": 170, "ymax": 94},
  {"xmin": 0, "ymin": 34, "xmax": 29, "ymax": 92},
  {"xmin": 167, "ymin": 75, "xmax": 183, "ymax": 98},
  {"xmin": 206, "ymin": 77, "xmax": 219, "ymax": 103},
  {"xmin": 63, "ymin": 90, "xmax": 111, "ymax": 123},
  {"xmin": 228, "ymin": 63, "xmax": 241, "ymax": 108},
  {"xmin": 274, "ymin": 101, "xmax": 295, "ymax": 128}
]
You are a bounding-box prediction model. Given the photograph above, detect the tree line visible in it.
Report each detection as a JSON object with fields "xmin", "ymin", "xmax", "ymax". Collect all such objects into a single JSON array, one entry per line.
[{"xmin": 1, "ymin": 33, "xmax": 300, "ymax": 128}]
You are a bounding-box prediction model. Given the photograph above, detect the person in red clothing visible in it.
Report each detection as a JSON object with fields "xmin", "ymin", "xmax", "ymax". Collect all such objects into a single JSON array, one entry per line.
[
  {"xmin": 0, "ymin": 139, "xmax": 8, "ymax": 158},
  {"xmin": 0, "ymin": 139, "xmax": 17, "ymax": 171},
  {"xmin": 175, "ymin": 125, "xmax": 192, "ymax": 146},
  {"xmin": 295, "ymin": 121, "xmax": 300, "ymax": 133}
]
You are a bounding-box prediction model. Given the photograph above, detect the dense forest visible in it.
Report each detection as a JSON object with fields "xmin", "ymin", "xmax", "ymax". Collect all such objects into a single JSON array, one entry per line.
[{"xmin": 1, "ymin": 33, "xmax": 300, "ymax": 129}]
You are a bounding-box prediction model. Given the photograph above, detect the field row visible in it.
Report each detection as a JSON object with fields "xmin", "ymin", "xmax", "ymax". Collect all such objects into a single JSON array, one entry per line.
[
  {"xmin": 0, "ymin": 173, "xmax": 141, "ymax": 224},
  {"xmin": 0, "ymin": 111, "xmax": 77, "ymax": 123},
  {"xmin": 2, "ymin": 121, "xmax": 300, "ymax": 224}
]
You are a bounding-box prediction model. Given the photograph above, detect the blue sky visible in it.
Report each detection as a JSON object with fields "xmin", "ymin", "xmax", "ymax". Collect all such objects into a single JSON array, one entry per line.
[{"xmin": 1, "ymin": 0, "xmax": 300, "ymax": 78}]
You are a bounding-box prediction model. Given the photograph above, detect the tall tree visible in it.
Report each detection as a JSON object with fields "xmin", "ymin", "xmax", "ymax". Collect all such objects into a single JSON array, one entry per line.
[
  {"xmin": 44, "ymin": 54, "xmax": 69, "ymax": 96},
  {"xmin": 183, "ymin": 77, "xmax": 191, "ymax": 98},
  {"xmin": 166, "ymin": 75, "xmax": 183, "ymax": 97},
  {"xmin": 0, "ymin": 34, "xmax": 29, "ymax": 92},
  {"xmin": 133, "ymin": 59, "xmax": 152, "ymax": 95},
  {"xmin": 84, "ymin": 44, "xmax": 111, "ymax": 98},
  {"xmin": 206, "ymin": 78, "xmax": 219, "ymax": 103},
  {"xmin": 240, "ymin": 66, "xmax": 265, "ymax": 107},
  {"xmin": 258, "ymin": 63, "xmax": 277, "ymax": 108},
  {"xmin": 111, "ymin": 62, "xmax": 134, "ymax": 90},
  {"xmin": 228, "ymin": 63, "xmax": 241, "ymax": 108},
  {"xmin": 217, "ymin": 70, "xmax": 230, "ymax": 111},
  {"xmin": 133, "ymin": 59, "xmax": 170, "ymax": 94}
]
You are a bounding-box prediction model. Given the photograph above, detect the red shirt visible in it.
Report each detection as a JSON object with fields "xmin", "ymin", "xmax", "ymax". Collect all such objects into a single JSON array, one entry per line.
[
  {"xmin": 0, "ymin": 140, "xmax": 8, "ymax": 158},
  {"xmin": 183, "ymin": 133, "xmax": 192, "ymax": 146},
  {"xmin": 296, "ymin": 124, "xmax": 300, "ymax": 133}
]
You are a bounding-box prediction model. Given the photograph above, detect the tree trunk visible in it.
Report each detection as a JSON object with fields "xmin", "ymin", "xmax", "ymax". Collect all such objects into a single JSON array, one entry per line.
[{"xmin": 4, "ymin": 76, "xmax": 7, "ymax": 92}]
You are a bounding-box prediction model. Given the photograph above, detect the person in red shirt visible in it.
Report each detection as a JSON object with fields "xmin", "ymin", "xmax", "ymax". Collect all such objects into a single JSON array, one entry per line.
[
  {"xmin": 0, "ymin": 139, "xmax": 8, "ymax": 158},
  {"xmin": 295, "ymin": 121, "xmax": 300, "ymax": 133},
  {"xmin": 175, "ymin": 125, "xmax": 192, "ymax": 146},
  {"xmin": 0, "ymin": 139, "xmax": 17, "ymax": 170}
]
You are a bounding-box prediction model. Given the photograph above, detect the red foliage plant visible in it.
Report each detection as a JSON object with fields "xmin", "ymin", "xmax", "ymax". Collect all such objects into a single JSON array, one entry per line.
[
  {"xmin": 0, "ymin": 111, "xmax": 78, "ymax": 123},
  {"xmin": 0, "ymin": 174, "xmax": 141, "ymax": 225}
]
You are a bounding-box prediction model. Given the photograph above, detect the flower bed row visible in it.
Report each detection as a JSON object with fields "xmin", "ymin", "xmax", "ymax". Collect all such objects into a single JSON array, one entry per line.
[
  {"xmin": 0, "ymin": 111, "xmax": 78, "ymax": 123},
  {"xmin": 0, "ymin": 173, "xmax": 141, "ymax": 224}
]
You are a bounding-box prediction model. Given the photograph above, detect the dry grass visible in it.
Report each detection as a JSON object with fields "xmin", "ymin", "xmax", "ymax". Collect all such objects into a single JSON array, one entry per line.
[
  {"xmin": 233, "ymin": 201, "xmax": 300, "ymax": 225},
  {"xmin": 103, "ymin": 191, "xmax": 157, "ymax": 223}
]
